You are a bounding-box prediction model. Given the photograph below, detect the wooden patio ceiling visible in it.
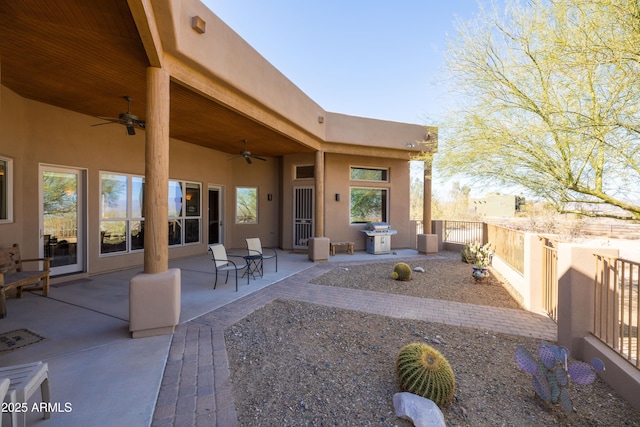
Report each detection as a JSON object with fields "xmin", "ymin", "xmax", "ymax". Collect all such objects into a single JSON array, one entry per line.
[{"xmin": 0, "ymin": 0, "xmax": 312, "ymax": 158}]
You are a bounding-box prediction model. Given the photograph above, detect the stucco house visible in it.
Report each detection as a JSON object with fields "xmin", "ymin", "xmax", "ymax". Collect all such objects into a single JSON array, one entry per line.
[{"xmin": 1, "ymin": 0, "xmax": 435, "ymax": 334}]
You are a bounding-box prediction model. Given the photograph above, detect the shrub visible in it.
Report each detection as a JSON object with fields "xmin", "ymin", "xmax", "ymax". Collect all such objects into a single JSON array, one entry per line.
[
  {"xmin": 396, "ymin": 343, "xmax": 456, "ymax": 407},
  {"xmin": 461, "ymin": 241, "xmax": 493, "ymax": 267}
]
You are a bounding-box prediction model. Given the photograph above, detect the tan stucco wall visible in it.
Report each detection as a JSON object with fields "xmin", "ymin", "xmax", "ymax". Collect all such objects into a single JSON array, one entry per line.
[
  {"xmin": 325, "ymin": 112, "xmax": 433, "ymax": 152},
  {"xmin": 0, "ymin": 88, "xmax": 281, "ymax": 275},
  {"xmin": 324, "ymin": 153, "xmax": 411, "ymax": 251},
  {"xmin": 154, "ymin": 0, "xmax": 326, "ymax": 149},
  {"xmin": 1, "ymin": 0, "xmax": 434, "ymax": 275},
  {"xmin": 281, "ymin": 152, "xmax": 411, "ymax": 251},
  {"xmin": 152, "ymin": 0, "xmax": 433, "ymax": 157}
]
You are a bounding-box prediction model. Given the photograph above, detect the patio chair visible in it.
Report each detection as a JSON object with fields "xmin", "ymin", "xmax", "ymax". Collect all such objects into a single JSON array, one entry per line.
[
  {"xmin": 208, "ymin": 244, "xmax": 249, "ymax": 291},
  {"xmin": 246, "ymin": 238, "xmax": 278, "ymax": 275},
  {"xmin": 0, "ymin": 361, "xmax": 50, "ymax": 427}
]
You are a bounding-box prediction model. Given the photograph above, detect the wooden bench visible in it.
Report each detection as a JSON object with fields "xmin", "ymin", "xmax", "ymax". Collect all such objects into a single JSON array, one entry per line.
[
  {"xmin": 330, "ymin": 241, "xmax": 354, "ymax": 256},
  {"xmin": 0, "ymin": 244, "xmax": 51, "ymax": 318}
]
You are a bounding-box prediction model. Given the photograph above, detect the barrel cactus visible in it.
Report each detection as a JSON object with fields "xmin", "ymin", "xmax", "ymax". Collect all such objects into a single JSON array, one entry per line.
[
  {"xmin": 391, "ymin": 262, "xmax": 412, "ymax": 281},
  {"xmin": 396, "ymin": 343, "xmax": 456, "ymax": 406}
]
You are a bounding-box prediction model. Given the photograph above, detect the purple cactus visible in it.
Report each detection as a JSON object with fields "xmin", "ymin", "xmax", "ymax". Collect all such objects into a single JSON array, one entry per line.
[
  {"xmin": 539, "ymin": 345, "xmax": 557, "ymax": 369},
  {"xmin": 554, "ymin": 365, "xmax": 568, "ymax": 387},
  {"xmin": 568, "ymin": 361, "xmax": 597, "ymax": 385},
  {"xmin": 515, "ymin": 342, "xmax": 604, "ymax": 414},
  {"xmin": 559, "ymin": 388, "xmax": 573, "ymax": 414},
  {"xmin": 591, "ymin": 358, "xmax": 605, "ymax": 372},
  {"xmin": 515, "ymin": 346, "xmax": 538, "ymax": 375},
  {"xmin": 532, "ymin": 373, "xmax": 550, "ymax": 401}
]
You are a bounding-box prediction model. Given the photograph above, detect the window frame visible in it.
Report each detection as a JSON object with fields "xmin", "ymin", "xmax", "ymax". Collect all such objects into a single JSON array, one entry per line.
[
  {"xmin": 350, "ymin": 166, "xmax": 389, "ymax": 183},
  {"xmin": 295, "ymin": 164, "xmax": 315, "ymax": 180},
  {"xmin": 235, "ymin": 186, "xmax": 258, "ymax": 224},
  {"xmin": 99, "ymin": 172, "xmax": 202, "ymax": 256},
  {"xmin": 0, "ymin": 156, "xmax": 13, "ymax": 223}
]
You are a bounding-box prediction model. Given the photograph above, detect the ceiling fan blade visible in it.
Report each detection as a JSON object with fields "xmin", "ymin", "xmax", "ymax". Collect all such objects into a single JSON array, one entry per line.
[
  {"xmin": 245, "ymin": 156, "xmax": 252, "ymax": 164},
  {"xmin": 91, "ymin": 121, "xmax": 118, "ymax": 127},
  {"xmin": 252, "ymin": 155, "xmax": 267, "ymax": 161},
  {"xmin": 92, "ymin": 97, "xmax": 142, "ymax": 136}
]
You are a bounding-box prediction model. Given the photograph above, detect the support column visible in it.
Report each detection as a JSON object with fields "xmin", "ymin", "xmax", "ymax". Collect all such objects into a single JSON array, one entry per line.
[
  {"xmin": 314, "ymin": 150, "xmax": 325, "ymax": 237},
  {"xmin": 417, "ymin": 162, "xmax": 438, "ymax": 254},
  {"xmin": 129, "ymin": 67, "xmax": 181, "ymax": 338},
  {"xmin": 144, "ymin": 67, "xmax": 170, "ymax": 274},
  {"xmin": 309, "ymin": 150, "xmax": 329, "ymax": 261},
  {"xmin": 422, "ymin": 164, "xmax": 432, "ymax": 234}
]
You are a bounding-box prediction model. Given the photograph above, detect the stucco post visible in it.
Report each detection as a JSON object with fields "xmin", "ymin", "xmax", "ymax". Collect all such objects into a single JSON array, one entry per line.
[
  {"xmin": 314, "ymin": 150, "xmax": 324, "ymax": 237},
  {"xmin": 129, "ymin": 67, "xmax": 180, "ymax": 338},
  {"xmin": 144, "ymin": 67, "xmax": 170, "ymax": 274},
  {"xmin": 556, "ymin": 243, "xmax": 618, "ymax": 359},
  {"xmin": 417, "ymin": 162, "xmax": 438, "ymax": 253},
  {"xmin": 308, "ymin": 150, "xmax": 329, "ymax": 261}
]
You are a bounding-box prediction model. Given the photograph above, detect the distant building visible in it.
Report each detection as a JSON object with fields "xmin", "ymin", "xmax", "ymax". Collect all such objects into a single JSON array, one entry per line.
[{"xmin": 469, "ymin": 194, "xmax": 525, "ymax": 217}]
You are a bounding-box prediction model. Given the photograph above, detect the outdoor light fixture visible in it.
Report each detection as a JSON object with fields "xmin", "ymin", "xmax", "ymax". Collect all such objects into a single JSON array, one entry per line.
[
  {"xmin": 335, "ymin": 194, "xmax": 340, "ymax": 201},
  {"xmin": 406, "ymin": 142, "xmax": 415, "ymax": 148},
  {"xmin": 318, "ymin": 116, "xmax": 324, "ymax": 123}
]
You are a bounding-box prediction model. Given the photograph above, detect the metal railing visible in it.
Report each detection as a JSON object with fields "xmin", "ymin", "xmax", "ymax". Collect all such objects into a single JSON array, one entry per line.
[
  {"xmin": 487, "ymin": 224, "xmax": 525, "ymax": 274},
  {"xmin": 593, "ymin": 253, "xmax": 639, "ymax": 368},
  {"xmin": 542, "ymin": 239, "xmax": 558, "ymax": 322},
  {"xmin": 443, "ymin": 221, "xmax": 484, "ymax": 245}
]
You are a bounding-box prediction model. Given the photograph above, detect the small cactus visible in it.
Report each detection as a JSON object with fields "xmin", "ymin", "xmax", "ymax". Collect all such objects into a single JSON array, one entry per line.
[
  {"xmin": 396, "ymin": 343, "xmax": 456, "ymax": 407},
  {"xmin": 515, "ymin": 343, "xmax": 604, "ymax": 414},
  {"xmin": 391, "ymin": 262, "xmax": 412, "ymax": 281}
]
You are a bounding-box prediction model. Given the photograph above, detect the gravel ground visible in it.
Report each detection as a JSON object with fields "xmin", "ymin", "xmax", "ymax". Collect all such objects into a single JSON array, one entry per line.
[{"xmin": 224, "ymin": 252, "xmax": 640, "ymax": 426}]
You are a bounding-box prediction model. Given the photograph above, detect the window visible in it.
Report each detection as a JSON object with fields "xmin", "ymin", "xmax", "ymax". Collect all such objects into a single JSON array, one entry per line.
[
  {"xmin": 184, "ymin": 182, "xmax": 201, "ymax": 244},
  {"xmin": 350, "ymin": 167, "xmax": 388, "ymax": 182},
  {"xmin": 350, "ymin": 187, "xmax": 388, "ymax": 224},
  {"xmin": 100, "ymin": 173, "xmax": 129, "ymax": 254},
  {"xmin": 100, "ymin": 172, "xmax": 201, "ymax": 255},
  {"xmin": 295, "ymin": 165, "xmax": 314, "ymax": 179},
  {"xmin": 0, "ymin": 157, "xmax": 12, "ymax": 222},
  {"xmin": 168, "ymin": 180, "xmax": 202, "ymax": 246},
  {"xmin": 236, "ymin": 187, "xmax": 257, "ymax": 224}
]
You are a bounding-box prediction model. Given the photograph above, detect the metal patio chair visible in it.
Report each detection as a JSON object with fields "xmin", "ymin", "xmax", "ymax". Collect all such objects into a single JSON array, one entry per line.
[
  {"xmin": 208, "ymin": 244, "xmax": 249, "ymax": 291},
  {"xmin": 245, "ymin": 238, "xmax": 278, "ymax": 275}
]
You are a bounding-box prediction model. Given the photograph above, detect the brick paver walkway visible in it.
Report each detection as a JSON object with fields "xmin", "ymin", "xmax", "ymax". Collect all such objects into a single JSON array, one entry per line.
[{"xmin": 151, "ymin": 262, "xmax": 557, "ymax": 427}]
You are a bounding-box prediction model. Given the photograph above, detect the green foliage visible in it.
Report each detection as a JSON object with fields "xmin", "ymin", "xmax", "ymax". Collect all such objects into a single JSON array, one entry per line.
[
  {"xmin": 396, "ymin": 343, "xmax": 456, "ymax": 407},
  {"xmin": 462, "ymin": 241, "xmax": 493, "ymax": 267},
  {"xmin": 438, "ymin": 0, "xmax": 640, "ymax": 220},
  {"xmin": 350, "ymin": 188, "xmax": 384, "ymax": 223},
  {"xmin": 43, "ymin": 172, "xmax": 77, "ymax": 216},
  {"xmin": 391, "ymin": 262, "xmax": 412, "ymax": 281},
  {"xmin": 236, "ymin": 187, "xmax": 257, "ymax": 223}
]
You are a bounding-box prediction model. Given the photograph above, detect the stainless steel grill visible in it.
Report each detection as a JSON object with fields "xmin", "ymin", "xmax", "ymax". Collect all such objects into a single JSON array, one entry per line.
[{"xmin": 360, "ymin": 222, "xmax": 397, "ymax": 254}]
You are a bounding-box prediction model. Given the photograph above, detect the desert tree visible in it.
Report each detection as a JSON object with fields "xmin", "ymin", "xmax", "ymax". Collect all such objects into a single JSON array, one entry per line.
[{"xmin": 432, "ymin": 0, "xmax": 640, "ymax": 220}]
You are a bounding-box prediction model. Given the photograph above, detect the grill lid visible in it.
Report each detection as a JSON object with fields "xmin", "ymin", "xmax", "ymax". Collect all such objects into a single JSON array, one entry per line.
[
  {"xmin": 361, "ymin": 222, "xmax": 398, "ymax": 235},
  {"xmin": 364, "ymin": 222, "xmax": 391, "ymax": 231}
]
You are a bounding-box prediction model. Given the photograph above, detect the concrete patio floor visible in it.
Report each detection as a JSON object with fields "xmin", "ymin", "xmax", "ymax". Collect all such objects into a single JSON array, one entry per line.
[{"xmin": 0, "ymin": 248, "xmax": 442, "ymax": 426}]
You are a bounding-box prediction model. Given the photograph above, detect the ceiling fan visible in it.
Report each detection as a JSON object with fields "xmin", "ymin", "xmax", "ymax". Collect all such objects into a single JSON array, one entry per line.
[
  {"xmin": 229, "ymin": 140, "xmax": 266, "ymax": 164},
  {"xmin": 92, "ymin": 96, "xmax": 145, "ymax": 135}
]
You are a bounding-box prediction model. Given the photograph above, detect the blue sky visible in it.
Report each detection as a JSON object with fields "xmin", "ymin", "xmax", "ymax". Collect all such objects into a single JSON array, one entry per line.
[{"xmin": 203, "ymin": 1, "xmax": 483, "ymax": 126}]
